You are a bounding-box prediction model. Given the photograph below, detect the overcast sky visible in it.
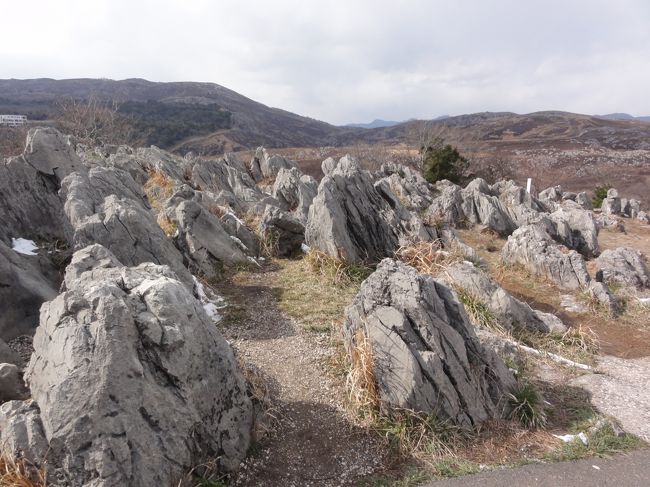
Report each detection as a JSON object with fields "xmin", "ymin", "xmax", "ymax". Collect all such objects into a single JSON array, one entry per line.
[{"xmin": 2, "ymin": 0, "xmax": 650, "ymax": 125}]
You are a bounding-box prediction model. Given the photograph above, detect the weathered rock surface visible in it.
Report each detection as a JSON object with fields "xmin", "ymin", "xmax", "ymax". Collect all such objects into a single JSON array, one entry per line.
[
  {"xmin": 460, "ymin": 178, "xmax": 517, "ymax": 236},
  {"xmin": 272, "ymin": 167, "xmax": 317, "ymax": 222},
  {"xmin": 596, "ymin": 247, "xmax": 650, "ymax": 288},
  {"xmin": 305, "ymin": 156, "xmax": 405, "ymax": 263},
  {"xmin": 501, "ymin": 224, "xmax": 591, "ymax": 290},
  {"xmin": 539, "ymin": 185, "xmax": 563, "ymax": 204},
  {"xmin": 0, "ymin": 339, "xmax": 21, "ymax": 367},
  {"xmin": 443, "ymin": 261, "xmax": 566, "ymax": 333},
  {"xmin": 376, "ymin": 163, "xmax": 434, "ymax": 212},
  {"xmin": 343, "ymin": 259, "xmax": 515, "ymax": 428},
  {"xmin": 250, "ymin": 147, "xmax": 298, "ymax": 182},
  {"xmin": 575, "ymin": 192, "xmax": 593, "ymax": 210},
  {"xmin": 587, "ymin": 281, "xmax": 620, "ymax": 316},
  {"xmin": 548, "ymin": 207, "xmax": 600, "ymax": 257},
  {"xmin": 0, "ymin": 245, "xmax": 252, "ymax": 485},
  {"xmin": 0, "ymin": 363, "xmax": 28, "ymax": 403},
  {"xmin": 426, "ymin": 180, "xmax": 465, "ymax": 225},
  {"xmin": 62, "ymin": 170, "xmax": 193, "ymax": 288},
  {"xmin": 260, "ymin": 205, "xmax": 305, "ymax": 257},
  {"xmin": 0, "ymin": 241, "xmax": 58, "ymax": 341},
  {"xmin": 601, "ymin": 188, "xmax": 622, "ymax": 216}
]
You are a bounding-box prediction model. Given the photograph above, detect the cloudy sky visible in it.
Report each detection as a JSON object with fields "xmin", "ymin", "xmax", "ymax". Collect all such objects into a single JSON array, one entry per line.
[{"xmin": 2, "ymin": 0, "xmax": 649, "ymax": 124}]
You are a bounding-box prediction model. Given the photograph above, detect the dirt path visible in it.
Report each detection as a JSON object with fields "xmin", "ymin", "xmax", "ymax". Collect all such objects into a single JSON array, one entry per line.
[{"xmin": 217, "ymin": 265, "xmax": 387, "ymax": 487}]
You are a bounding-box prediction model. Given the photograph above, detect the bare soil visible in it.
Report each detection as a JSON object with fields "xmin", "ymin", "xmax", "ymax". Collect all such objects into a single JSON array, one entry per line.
[{"xmin": 216, "ymin": 265, "xmax": 388, "ymax": 487}]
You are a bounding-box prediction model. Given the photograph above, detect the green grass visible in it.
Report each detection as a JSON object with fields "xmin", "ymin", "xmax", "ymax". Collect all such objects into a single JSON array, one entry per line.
[
  {"xmin": 547, "ymin": 424, "xmax": 645, "ymax": 462},
  {"xmin": 507, "ymin": 383, "xmax": 547, "ymax": 429}
]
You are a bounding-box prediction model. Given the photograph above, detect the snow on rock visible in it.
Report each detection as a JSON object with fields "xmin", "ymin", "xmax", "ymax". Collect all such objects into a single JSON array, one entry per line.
[
  {"xmin": 11, "ymin": 238, "xmax": 38, "ymax": 256},
  {"xmin": 193, "ymin": 276, "xmax": 227, "ymax": 323}
]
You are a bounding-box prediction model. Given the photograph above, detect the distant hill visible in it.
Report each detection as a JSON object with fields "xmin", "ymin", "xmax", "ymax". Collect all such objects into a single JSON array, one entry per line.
[
  {"xmin": 597, "ymin": 113, "xmax": 650, "ymax": 123},
  {"xmin": 344, "ymin": 119, "xmax": 403, "ymax": 129},
  {"xmin": 0, "ymin": 78, "xmax": 354, "ymax": 153}
]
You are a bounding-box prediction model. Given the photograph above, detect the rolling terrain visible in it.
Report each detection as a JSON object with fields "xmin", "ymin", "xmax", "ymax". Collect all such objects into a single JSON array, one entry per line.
[{"xmin": 2, "ymin": 78, "xmax": 650, "ymax": 200}]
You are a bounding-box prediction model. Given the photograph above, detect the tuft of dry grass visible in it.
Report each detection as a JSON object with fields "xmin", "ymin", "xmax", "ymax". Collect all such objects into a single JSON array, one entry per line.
[
  {"xmin": 346, "ymin": 328, "xmax": 379, "ymax": 414},
  {"xmin": 0, "ymin": 452, "xmax": 46, "ymax": 487},
  {"xmin": 304, "ymin": 250, "xmax": 373, "ymax": 285},
  {"xmin": 394, "ymin": 241, "xmax": 467, "ymax": 277},
  {"xmin": 144, "ymin": 170, "xmax": 175, "ymax": 213},
  {"xmin": 157, "ymin": 214, "xmax": 178, "ymax": 237}
]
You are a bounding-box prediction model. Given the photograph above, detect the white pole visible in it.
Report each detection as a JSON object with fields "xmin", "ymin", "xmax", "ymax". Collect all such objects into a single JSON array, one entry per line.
[{"xmin": 526, "ymin": 178, "xmax": 532, "ymax": 193}]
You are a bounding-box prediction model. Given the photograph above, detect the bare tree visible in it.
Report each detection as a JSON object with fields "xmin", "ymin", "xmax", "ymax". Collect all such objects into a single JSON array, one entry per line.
[
  {"xmin": 0, "ymin": 125, "xmax": 29, "ymax": 159},
  {"xmin": 55, "ymin": 95, "xmax": 133, "ymax": 145}
]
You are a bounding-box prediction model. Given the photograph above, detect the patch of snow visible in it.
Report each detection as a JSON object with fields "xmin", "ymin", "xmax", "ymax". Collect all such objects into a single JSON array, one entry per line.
[
  {"xmin": 229, "ymin": 235, "xmax": 249, "ymax": 251},
  {"xmin": 301, "ymin": 243, "xmax": 311, "ymax": 254},
  {"xmin": 553, "ymin": 432, "xmax": 588, "ymax": 445},
  {"xmin": 192, "ymin": 276, "xmax": 227, "ymax": 323},
  {"xmin": 11, "ymin": 238, "xmax": 38, "ymax": 256}
]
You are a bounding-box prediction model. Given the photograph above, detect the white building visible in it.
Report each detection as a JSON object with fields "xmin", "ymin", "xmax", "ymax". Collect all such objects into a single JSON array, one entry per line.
[{"xmin": 0, "ymin": 115, "xmax": 28, "ymax": 127}]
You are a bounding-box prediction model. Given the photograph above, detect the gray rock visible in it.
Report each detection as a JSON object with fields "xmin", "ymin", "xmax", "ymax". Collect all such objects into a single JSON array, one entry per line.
[
  {"xmin": 260, "ymin": 206, "xmax": 305, "ymax": 257},
  {"xmin": 501, "ymin": 224, "xmax": 591, "ymax": 290},
  {"xmin": 305, "ymin": 156, "xmax": 403, "ymax": 263},
  {"xmin": 375, "ymin": 163, "xmax": 434, "ymax": 212},
  {"xmin": 23, "ymin": 127, "xmax": 84, "ymax": 180},
  {"xmin": 0, "ymin": 339, "xmax": 21, "ymax": 367},
  {"xmin": 620, "ymin": 198, "xmax": 630, "ymax": 216},
  {"xmin": 1, "ymin": 245, "xmax": 252, "ymax": 485},
  {"xmin": 628, "ymin": 199, "xmax": 641, "ymax": 219},
  {"xmin": 596, "ymin": 247, "xmax": 650, "ymax": 288},
  {"xmin": 575, "ymin": 192, "xmax": 593, "ymax": 210},
  {"xmin": 63, "ymin": 175, "xmax": 194, "ymax": 288},
  {"xmin": 539, "ymin": 185, "xmax": 563, "ymax": 203},
  {"xmin": 321, "ymin": 157, "xmax": 337, "ymax": 176},
  {"xmin": 607, "ymin": 188, "xmax": 619, "ymax": 199},
  {"xmin": 548, "ymin": 207, "xmax": 600, "ymax": 257},
  {"xmin": 562, "ymin": 192, "xmax": 577, "ymax": 201},
  {"xmin": 272, "ymin": 167, "xmax": 317, "ymax": 222},
  {"xmin": 250, "ymin": 147, "xmax": 298, "ymax": 182},
  {"xmin": 343, "ymin": 259, "xmax": 515, "ymax": 428},
  {"xmin": 426, "ymin": 180, "xmax": 465, "ymax": 225},
  {"xmin": 0, "ymin": 241, "xmax": 58, "ymax": 341},
  {"xmin": 638, "ymin": 211, "xmax": 650, "ymax": 224},
  {"xmin": 171, "ymin": 199, "xmax": 250, "ymax": 277},
  {"xmin": 0, "ymin": 401, "xmax": 49, "ymax": 465},
  {"xmin": 461, "ymin": 178, "xmax": 517, "ymax": 236},
  {"xmin": 602, "ymin": 193, "xmax": 622, "ymax": 215},
  {"xmin": 444, "ymin": 261, "xmax": 566, "ymax": 333},
  {"xmin": 0, "ymin": 363, "xmax": 29, "ymax": 403},
  {"xmin": 587, "ymin": 281, "xmax": 620, "ymax": 316}
]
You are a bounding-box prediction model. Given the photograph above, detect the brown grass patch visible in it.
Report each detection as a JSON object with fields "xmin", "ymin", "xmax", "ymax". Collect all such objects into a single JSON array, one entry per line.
[
  {"xmin": 156, "ymin": 214, "xmax": 178, "ymax": 237},
  {"xmin": 394, "ymin": 241, "xmax": 466, "ymax": 277},
  {"xmin": 0, "ymin": 452, "xmax": 46, "ymax": 487},
  {"xmin": 304, "ymin": 250, "xmax": 373, "ymax": 285},
  {"xmin": 143, "ymin": 170, "xmax": 175, "ymax": 213},
  {"xmin": 346, "ymin": 328, "xmax": 380, "ymax": 413}
]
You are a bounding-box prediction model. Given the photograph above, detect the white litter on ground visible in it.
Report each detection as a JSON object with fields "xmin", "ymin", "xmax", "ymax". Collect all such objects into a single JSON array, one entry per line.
[
  {"xmin": 192, "ymin": 276, "xmax": 227, "ymax": 323},
  {"xmin": 301, "ymin": 243, "xmax": 311, "ymax": 254},
  {"xmin": 638, "ymin": 297, "xmax": 650, "ymax": 307},
  {"xmin": 11, "ymin": 237, "xmax": 39, "ymax": 256},
  {"xmin": 553, "ymin": 432, "xmax": 589, "ymax": 445}
]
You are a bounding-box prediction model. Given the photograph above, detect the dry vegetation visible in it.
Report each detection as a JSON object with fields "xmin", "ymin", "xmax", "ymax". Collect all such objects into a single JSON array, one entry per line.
[{"xmin": 0, "ymin": 452, "xmax": 45, "ymax": 487}]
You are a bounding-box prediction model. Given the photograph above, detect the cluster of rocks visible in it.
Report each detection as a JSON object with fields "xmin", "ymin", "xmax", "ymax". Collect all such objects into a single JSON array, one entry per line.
[{"xmin": 2, "ymin": 126, "xmax": 649, "ymax": 484}]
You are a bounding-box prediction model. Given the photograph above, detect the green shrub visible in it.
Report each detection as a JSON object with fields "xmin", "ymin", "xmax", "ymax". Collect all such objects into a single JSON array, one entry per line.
[
  {"xmin": 592, "ymin": 184, "xmax": 612, "ymax": 209},
  {"xmin": 421, "ymin": 140, "xmax": 468, "ymax": 185},
  {"xmin": 507, "ymin": 382, "xmax": 547, "ymax": 428}
]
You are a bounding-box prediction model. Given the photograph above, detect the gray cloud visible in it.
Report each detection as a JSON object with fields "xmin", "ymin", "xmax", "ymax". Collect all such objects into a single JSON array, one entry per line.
[{"xmin": 1, "ymin": 0, "xmax": 649, "ymax": 124}]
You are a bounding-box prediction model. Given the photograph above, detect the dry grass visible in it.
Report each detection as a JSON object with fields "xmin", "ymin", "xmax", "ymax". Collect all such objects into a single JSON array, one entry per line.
[
  {"xmin": 275, "ymin": 258, "xmax": 361, "ymax": 333},
  {"xmin": 304, "ymin": 250, "xmax": 374, "ymax": 285},
  {"xmin": 143, "ymin": 170, "xmax": 175, "ymax": 213},
  {"xmin": 394, "ymin": 241, "xmax": 466, "ymax": 277},
  {"xmin": 157, "ymin": 214, "xmax": 178, "ymax": 237},
  {"xmin": 0, "ymin": 452, "xmax": 46, "ymax": 487},
  {"xmin": 346, "ymin": 328, "xmax": 380, "ymax": 414}
]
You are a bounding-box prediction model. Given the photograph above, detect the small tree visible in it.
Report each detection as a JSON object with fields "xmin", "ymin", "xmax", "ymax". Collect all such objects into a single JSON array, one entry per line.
[
  {"xmin": 421, "ymin": 139, "xmax": 468, "ymax": 184},
  {"xmin": 592, "ymin": 184, "xmax": 612, "ymax": 209}
]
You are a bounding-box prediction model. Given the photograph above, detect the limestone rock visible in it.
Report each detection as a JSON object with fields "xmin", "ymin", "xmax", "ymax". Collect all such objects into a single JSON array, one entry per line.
[
  {"xmin": 250, "ymin": 147, "xmax": 298, "ymax": 182},
  {"xmin": 575, "ymin": 192, "xmax": 593, "ymax": 210},
  {"xmin": 0, "ymin": 241, "xmax": 58, "ymax": 341},
  {"xmin": 539, "ymin": 185, "xmax": 563, "ymax": 203},
  {"xmin": 305, "ymin": 156, "xmax": 403, "ymax": 263},
  {"xmin": 260, "ymin": 206, "xmax": 305, "ymax": 257},
  {"xmin": 343, "ymin": 259, "xmax": 515, "ymax": 428},
  {"xmin": 23, "ymin": 127, "xmax": 83, "ymax": 180},
  {"xmin": 426, "ymin": 180, "xmax": 465, "ymax": 225},
  {"xmin": 375, "ymin": 163, "xmax": 434, "ymax": 212},
  {"xmin": 272, "ymin": 167, "xmax": 317, "ymax": 222},
  {"xmin": 548, "ymin": 207, "xmax": 600, "ymax": 257},
  {"xmin": 1, "ymin": 245, "xmax": 252, "ymax": 485},
  {"xmin": 444, "ymin": 261, "xmax": 566, "ymax": 333},
  {"xmin": 596, "ymin": 247, "xmax": 650, "ymax": 288},
  {"xmin": 501, "ymin": 224, "xmax": 591, "ymax": 290},
  {"xmin": 461, "ymin": 178, "xmax": 516, "ymax": 236},
  {"xmin": 587, "ymin": 281, "xmax": 620, "ymax": 316},
  {"xmin": 0, "ymin": 363, "xmax": 29, "ymax": 403},
  {"xmin": 0, "ymin": 339, "xmax": 21, "ymax": 367}
]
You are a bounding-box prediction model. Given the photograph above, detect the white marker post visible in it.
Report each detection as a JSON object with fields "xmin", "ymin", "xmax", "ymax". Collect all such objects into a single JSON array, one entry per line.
[{"xmin": 526, "ymin": 178, "xmax": 532, "ymax": 194}]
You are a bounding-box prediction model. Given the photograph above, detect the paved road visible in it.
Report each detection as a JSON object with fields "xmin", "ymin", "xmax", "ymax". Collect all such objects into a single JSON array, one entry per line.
[{"xmin": 427, "ymin": 449, "xmax": 650, "ymax": 487}]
